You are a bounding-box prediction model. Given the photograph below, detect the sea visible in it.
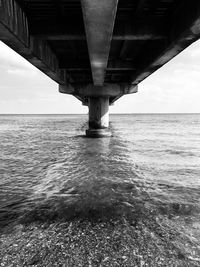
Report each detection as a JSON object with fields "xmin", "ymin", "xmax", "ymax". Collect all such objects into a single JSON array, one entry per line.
[{"xmin": 0, "ymin": 114, "xmax": 200, "ymax": 266}]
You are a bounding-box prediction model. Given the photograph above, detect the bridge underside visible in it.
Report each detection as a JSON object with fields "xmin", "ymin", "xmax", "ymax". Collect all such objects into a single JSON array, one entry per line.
[{"xmin": 1, "ymin": 0, "xmax": 200, "ymax": 136}]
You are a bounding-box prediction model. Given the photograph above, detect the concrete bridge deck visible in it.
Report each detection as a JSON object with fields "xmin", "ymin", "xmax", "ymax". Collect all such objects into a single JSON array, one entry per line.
[{"xmin": 0, "ymin": 0, "xmax": 200, "ymax": 136}]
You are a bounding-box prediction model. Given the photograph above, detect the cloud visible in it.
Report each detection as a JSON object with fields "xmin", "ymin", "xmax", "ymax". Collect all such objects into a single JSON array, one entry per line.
[{"xmin": 0, "ymin": 41, "xmax": 39, "ymax": 78}]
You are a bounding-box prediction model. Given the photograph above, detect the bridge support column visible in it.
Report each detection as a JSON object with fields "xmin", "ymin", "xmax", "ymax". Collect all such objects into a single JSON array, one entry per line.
[
  {"xmin": 86, "ymin": 97, "xmax": 111, "ymax": 137},
  {"xmin": 60, "ymin": 83, "xmax": 138, "ymax": 137}
]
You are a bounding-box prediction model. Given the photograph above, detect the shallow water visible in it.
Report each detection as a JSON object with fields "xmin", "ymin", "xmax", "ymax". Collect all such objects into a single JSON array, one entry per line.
[{"xmin": 0, "ymin": 114, "xmax": 200, "ymax": 266}]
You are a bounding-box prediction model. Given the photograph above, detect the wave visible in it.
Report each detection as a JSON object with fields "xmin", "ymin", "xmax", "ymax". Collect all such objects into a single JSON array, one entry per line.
[{"xmin": 164, "ymin": 149, "xmax": 197, "ymax": 157}]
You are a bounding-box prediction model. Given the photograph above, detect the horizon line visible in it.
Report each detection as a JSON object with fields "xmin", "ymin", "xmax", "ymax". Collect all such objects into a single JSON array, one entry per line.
[{"xmin": 0, "ymin": 113, "xmax": 200, "ymax": 115}]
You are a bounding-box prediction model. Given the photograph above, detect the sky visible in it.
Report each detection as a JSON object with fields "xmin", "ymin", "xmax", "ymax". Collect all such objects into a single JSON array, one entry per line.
[{"xmin": 0, "ymin": 40, "xmax": 200, "ymax": 114}]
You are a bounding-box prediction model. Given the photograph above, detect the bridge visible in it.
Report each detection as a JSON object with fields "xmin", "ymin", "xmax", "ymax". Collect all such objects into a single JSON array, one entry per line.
[{"xmin": 0, "ymin": 0, "xmax": 200, "ymax": 136}]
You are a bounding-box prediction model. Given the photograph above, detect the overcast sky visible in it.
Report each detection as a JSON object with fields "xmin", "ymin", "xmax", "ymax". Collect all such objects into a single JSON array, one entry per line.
[{"xmin": 0, "ymin": 40, "xmax": 200, "ymax": 114}]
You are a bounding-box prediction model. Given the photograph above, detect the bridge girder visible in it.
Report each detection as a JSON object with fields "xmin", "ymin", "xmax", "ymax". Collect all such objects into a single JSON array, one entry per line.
[{"xmin": 1, "ymin": 0, "xmax": 200, "ymax": 135}]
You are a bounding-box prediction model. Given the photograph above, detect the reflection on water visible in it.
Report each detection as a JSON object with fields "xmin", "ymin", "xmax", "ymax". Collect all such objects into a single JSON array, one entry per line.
[{"xmin": 0, "ymin": 114, "xmax": 200, "ymax": 266}]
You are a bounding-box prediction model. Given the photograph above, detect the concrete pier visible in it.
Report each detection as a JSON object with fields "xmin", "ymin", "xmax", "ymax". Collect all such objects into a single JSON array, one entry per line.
[
  {"xmin": 88, "ymin": 97, "xmax": 109, "ymax": 129},
  {"xmin": 86, "ymin": 97, "xmax": 111, "ymax": 137},
  {"xmin": 1, "ymin": 0, "xmax": 200, "ymax": 137},
  {"xmin": 59, "ymin": 83, "xmax": 138, "ymax": 137}
]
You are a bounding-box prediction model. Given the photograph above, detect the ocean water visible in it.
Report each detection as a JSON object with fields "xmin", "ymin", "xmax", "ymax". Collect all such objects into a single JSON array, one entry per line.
[{"xmin": 0, "ymin": 114, "xmax": 200, "ymax": 266}]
